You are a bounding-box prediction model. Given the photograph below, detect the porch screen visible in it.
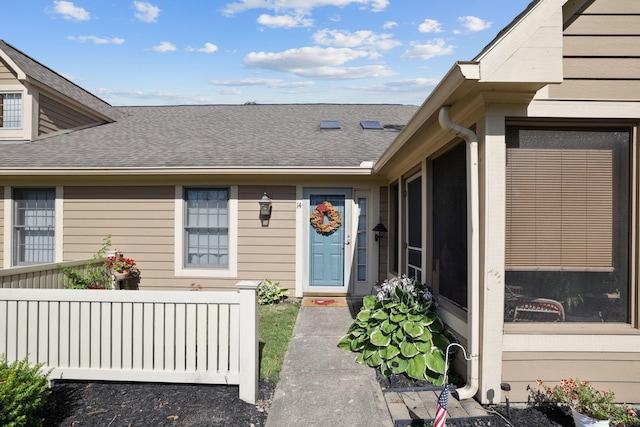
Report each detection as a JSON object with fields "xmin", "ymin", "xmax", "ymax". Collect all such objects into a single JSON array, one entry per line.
[{"xmin": 506, "ymin": 148, "xmax": 613, "ymax": 271}]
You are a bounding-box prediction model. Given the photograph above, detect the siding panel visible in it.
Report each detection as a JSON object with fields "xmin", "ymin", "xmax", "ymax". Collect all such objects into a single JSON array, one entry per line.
[
  {"xmin": 502, "ymin": 351, "xmax": 640, "ymax": 402},
  {"xmin": 548, "ymin": 5, "xmax": 640, "ymax": 100},
  {"xmin": 61, "ymin": 184, "xmax": 298, "ymax": 292},
  {"xmin": 39, "ymin": 95, "xmax": 101, "ymax": 135},
  {"xmin": 0, "ymin": 61, "xmax": 19, "ymax": 83}
]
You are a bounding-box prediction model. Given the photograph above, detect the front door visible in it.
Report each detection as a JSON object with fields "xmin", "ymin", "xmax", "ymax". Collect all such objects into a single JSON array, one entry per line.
[{"xmin": 304, "ymin": 189, "xmax": 352, "ymax": 294}]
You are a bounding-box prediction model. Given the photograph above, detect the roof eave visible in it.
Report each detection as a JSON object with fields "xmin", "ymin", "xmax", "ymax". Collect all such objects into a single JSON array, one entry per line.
[
  {"xmin": 373, "ymin": 61, "xmax": 480, "ymax": 174},
  {"xmin": 0, "ymin": 166, "xmax": 378, "ymax": 176}
]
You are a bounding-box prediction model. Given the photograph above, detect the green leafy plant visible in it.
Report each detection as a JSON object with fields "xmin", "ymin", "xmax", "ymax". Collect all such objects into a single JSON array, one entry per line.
[
  {"xmin": 0, "ymin": 355, "xmax": 52, "ymax": 427},
  {"xmin": 60, "ymin": 235, "xmax": 112, "ymax": 289},
  {"xmin": 529, "ymin": 378, "xmax": 638, "ymax": 425},
  {"xmin": 258, "ymin": 279, "xmax": 289, "ymax": 305},
  {"xmin": 338, "ymin": 275, "xmax": 457, "ymax": 385}
]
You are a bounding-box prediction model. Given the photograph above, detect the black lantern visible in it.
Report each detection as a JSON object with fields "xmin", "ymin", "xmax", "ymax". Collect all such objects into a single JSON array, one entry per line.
[
  {"xmin": 373, "ymin": 223, "xmax": 387, "ymax": 241},
  {"xmin": 259, "ymin": 193, "xmax": 272, "ymax": 226}
]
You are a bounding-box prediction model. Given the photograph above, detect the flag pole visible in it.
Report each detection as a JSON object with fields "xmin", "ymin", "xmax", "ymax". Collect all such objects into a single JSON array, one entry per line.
[{"xmin": 435, "ymin": 343, "xmax": 474, "ymax": 427}]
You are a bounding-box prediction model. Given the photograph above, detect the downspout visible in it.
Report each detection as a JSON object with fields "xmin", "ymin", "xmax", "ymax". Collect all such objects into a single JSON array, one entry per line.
[{"xmin": 438, "ymin": 106, "xmax": 479, "ymax": 400}]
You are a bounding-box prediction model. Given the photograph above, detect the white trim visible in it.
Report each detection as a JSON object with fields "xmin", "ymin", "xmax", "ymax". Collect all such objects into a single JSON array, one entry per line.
[
  {"xmin": 55, "ymin": 186, "xmax": 63, "ymax": 262},
  {"xmin": 503, "ymin": 334, "xmax": 640, "ymax": 353},
  {"xmin": 0, "ymin": 166, "xmax": 376, "ymax": 176},
  {"xmin": 0, "ymin": 87, "xmax": 28, "ymax": 141},
  {"xmin": 3, "ymin": 186, "xmax": 61, "ymax": 268},
  {"xmin": 3, "ymin": 186, "xmax": 9, "ymax": 269},
  {"xmin": 174, "ymin": 185, "xmax": 238, "ymax": 278},
  {"xmin": 528, "ymin": 100, "xmax": 640, "ymax": 118}
]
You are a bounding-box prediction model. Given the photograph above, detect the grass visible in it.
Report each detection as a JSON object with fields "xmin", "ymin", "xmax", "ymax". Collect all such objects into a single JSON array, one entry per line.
[{"xmin": 258, "ymin": 301, "xmax": 301, "ymax": 382}]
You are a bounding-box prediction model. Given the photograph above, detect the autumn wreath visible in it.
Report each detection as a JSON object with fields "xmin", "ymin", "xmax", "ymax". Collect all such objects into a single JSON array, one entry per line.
[{"xmin": 310, "ymin": 201, "xmax": 342, "ymax": 235}]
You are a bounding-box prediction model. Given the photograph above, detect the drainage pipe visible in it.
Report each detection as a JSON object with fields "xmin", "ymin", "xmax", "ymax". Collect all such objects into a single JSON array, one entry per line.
[{"xmin": 437, "ymin": 106, "xmax": 479, "ymax": 400}]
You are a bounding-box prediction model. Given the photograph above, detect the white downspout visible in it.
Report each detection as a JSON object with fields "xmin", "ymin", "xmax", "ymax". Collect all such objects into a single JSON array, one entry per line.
[{"xmin": 438, "ymin": 106, "xmax": 479, "ymax": 400}]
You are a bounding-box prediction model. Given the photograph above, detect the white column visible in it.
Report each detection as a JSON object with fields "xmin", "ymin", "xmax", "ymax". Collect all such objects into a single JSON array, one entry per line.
[{"xmin": 236, "ymin": 280, "xmax": 259, "ymax": 404}]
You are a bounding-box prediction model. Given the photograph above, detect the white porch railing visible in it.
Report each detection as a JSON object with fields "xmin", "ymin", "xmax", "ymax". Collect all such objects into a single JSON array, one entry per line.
[
  {"xmin": 0, "ymin": 259, "xmax": 102, "ymax": 289},
  {"xmin": 0, "ymin": 282, "xmax": 259, "ymax": 404}
]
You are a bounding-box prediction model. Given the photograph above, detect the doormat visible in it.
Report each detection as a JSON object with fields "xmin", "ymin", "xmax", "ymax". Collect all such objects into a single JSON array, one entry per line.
[{"xmin": 302, "ymin": 297, "xmax": 348, "ymax": 307}]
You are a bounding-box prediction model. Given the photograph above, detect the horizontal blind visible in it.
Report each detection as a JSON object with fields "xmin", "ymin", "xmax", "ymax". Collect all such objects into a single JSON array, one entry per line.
[{"xmin": 506, "ymin": 148, "xmax": 613, "ymax": 270}]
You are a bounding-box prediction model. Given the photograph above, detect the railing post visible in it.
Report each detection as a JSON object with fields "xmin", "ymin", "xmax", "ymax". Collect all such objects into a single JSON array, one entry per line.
[{"xmin": 236, "ymin": 280, "xmax": 259, "ymax": 404}]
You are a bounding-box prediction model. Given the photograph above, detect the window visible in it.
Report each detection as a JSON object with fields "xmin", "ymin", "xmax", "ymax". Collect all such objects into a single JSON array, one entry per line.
[
  {"xmin": 0, "ymin": 93, "xmax": 23, "ymax": 128},
  {"xmin": 406, "ymin": 174, "xmax": 423, "ymax": 282},
  {"xmin": 390, "ymin": 182, "xmax": 399, "ymax": 273},
  {"xmin": 431, "ymin": 143, "xmax": 467, "ymax": 308},
  {"xmin": 184, "ymin": 188, "xmax": 229, "ymax": 268},
  {"xmin": 357, "ymin": 198, "xmax": 367, "ymax": 281},
  {"xmin": 504, "ymin": 126, "xmax": 630, "ymax": 323},
  {"xmin": 13, "ymin": 188, "xmax": 55, "ymax": 265}
]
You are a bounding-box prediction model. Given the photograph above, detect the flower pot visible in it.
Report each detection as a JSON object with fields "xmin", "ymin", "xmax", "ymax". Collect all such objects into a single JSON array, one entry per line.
[
  {"xmin": 113, "ymin": 270, "xmax": 130, "ymax": 280},
  {"xmin": 571, "ymin": 409, "xmax": 610, "ymax": 427}
]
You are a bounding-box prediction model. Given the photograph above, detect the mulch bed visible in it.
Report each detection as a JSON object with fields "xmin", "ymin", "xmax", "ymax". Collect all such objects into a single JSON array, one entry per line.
[{"xmin": 42, "ymin": 380, "xmax": 275, "ymax": 426}]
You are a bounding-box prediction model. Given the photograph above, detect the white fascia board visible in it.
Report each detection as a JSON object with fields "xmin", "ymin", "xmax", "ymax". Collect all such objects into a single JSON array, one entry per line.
[
  {"xmin": 0, "ymin": 166, "xmax": 375, "ymax": 176},
  {"xmin": 475, "ymin": 0, "xmax": 565, "ymax": 83},
  {"xmin": 373, "ymin": 61, "xmax": 480, "ymax": 174},
  {"xmin": 0, "ymin": 50, "xmax": 26, "ymax": 80}
]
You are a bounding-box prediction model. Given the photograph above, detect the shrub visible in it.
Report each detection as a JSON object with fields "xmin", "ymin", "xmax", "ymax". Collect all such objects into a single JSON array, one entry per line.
[
  {"xmin": 60, "ymin": 235, "xmax": 112, "ymax": 289},
  {"xmin": 338, "ymin": 275, "xmax": 458, "ymax": 385},
  {"xmin": 0, "ymin": 355, "xmax": 51, "ymax": 427},
  {"xmin": 258, "ymin": 279, "xmax": 289, "ymax": 305}
]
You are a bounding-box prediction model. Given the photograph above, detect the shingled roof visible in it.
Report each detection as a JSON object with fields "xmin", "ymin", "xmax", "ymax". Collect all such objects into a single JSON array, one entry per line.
[
  {"xmin": 0, "ymin": 103, "xmax": 418, "ymax": 170},
  {"xmin": 0, "ymin": 40, "xmax": 119, "ymax": 121}
]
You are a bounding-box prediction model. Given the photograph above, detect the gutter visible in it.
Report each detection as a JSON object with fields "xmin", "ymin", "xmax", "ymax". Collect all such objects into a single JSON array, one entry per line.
[{"xmin": 437, "ymin": 106, "xmax": 479, "ymax": 400}]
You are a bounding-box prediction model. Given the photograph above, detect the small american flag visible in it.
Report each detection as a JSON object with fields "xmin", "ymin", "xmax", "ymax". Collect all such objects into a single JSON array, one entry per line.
[{"xmin": 434, "ymin": 383, "xmax": 449, "ymax": 427}]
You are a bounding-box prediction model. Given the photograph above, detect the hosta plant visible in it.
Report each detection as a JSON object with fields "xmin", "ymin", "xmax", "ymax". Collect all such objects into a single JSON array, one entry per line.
[{"xmin": 338, "ymin": 275, "xmax": 457, "ymax": 385}]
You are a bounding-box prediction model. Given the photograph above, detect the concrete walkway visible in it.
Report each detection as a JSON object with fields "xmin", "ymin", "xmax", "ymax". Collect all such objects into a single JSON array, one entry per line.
[{"xmin": 266, "ymin": 304, "xmax": 393, "ymax": 427}]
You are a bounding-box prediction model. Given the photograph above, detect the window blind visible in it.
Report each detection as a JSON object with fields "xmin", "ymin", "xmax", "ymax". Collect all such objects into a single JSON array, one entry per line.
[{"xmin": 505, "ymin": 148, "xmax": 613, "ymax": 271}]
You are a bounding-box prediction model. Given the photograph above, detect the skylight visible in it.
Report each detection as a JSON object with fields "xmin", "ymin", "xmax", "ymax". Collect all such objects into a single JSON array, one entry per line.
[
  {"xmin": 320, "ymin": 120, "xmax": 341, "ymax": 129},
  {"xmin": 360, "ymin": 121, "xmax": 384, "ymax": 130}
]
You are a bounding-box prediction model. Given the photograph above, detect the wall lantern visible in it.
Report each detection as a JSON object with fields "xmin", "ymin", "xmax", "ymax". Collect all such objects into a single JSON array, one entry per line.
[
  {"xmin": 259, "ymin": 193, "xmax": 272, "ymax": 226},
  {"xmin": 373, "ymin": 223, "xmax": 387, "ymax": 242}
]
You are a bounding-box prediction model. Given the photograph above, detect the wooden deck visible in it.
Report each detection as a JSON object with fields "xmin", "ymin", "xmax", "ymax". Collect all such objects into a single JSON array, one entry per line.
[{"xmin": 383, "ymin": 386, "xmax": 496, "ymax": 426}]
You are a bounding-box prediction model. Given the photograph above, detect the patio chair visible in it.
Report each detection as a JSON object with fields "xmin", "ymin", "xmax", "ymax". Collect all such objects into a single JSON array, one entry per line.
[{"xmin": 505, "ymin": 287, "xmax": 565, "ymax": 322}]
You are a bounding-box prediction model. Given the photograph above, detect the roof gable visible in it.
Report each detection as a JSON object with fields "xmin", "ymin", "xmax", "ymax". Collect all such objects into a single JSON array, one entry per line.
[{"xmin": 0, "ymin": 40, "xmax": 120, "ymax": 121}]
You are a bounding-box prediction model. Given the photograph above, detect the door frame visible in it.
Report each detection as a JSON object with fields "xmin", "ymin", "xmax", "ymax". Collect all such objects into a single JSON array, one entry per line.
[{"xmin": 301, "ymin": 187, "xmax": 353, "ymax": 295}]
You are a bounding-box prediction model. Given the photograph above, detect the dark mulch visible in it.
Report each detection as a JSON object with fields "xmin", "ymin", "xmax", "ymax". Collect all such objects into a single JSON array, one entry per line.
[{"xmin": 41, "ymin": 380, "xmax": 275, "ymax": 426}]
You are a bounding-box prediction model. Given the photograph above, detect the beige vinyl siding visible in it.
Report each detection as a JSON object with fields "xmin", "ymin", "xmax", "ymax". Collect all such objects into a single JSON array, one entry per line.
[
  {"xmin": 63, "ymin": 185, "xmax": 176, "ymax": 289},
  {"xmin": 237, "ymin": 185, "xmax": 296, "ymax": 292},
  {"xmin": 548, "ymin": 0, "xmax": 640, "ymax": 99},
  {"xmin": 0, "ymin": 61, "xmax": 19, "ymax": 84},
  {"xmin": 63, "ymin": 184, "xmax": 297, "ymax": 291},
  {"xmin": 502, "ymin": 351, "xmax": 640, "ymax": 402},
  {"xmin": 39, "ymin": 94, "xmax": 101, "ymax": 135}
]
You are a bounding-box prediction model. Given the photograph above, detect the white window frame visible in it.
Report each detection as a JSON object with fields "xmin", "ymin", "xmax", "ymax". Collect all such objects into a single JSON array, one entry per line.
[
  {"xmin": 0, "ymin": 87, "xmax": 30, "ymax": 141},
  {"xmin": 3, "ymin": 186, "xmax": 63, "ymax": 268},
  {"xmin": 174, "ymin": 185, "xmax": 238, "ymax": 278}
]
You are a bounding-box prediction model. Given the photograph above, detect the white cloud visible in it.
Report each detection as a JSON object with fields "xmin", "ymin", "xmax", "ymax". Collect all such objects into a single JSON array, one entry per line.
[
  {"xmin": 52, "ymin": 1, "xmax": 91, "ymax": 21},
  {"xmin": 196, "ymin": 42, "xmax": 219, "ymax": 53},
  {"xmin": 294, "ymin": 65, "xmax": 394, "ymax": 79},
  {"xmin": 400, "ymin": 38, "xmax": 454, "ymax": 60},
  {"xmin": 67, "ymin": 35, "xmax": 125, "ymax": 44},
  {"xmin": 222, "ymin": 0, "xmax": 388, "ymax": 16},
  {"xmin": 313, "ymin": 29, "xmax": 400, "ymax": 50},
  {"xmin": 418, "ymin": 19, "xmax": 443, "ymax": 33},
  {"xmin": 257, "ymin": 14, "xmax": 313, "ymax": 28},
  {"xmin": 134, "ymin": 1, "xmax": 161, "ymax": 23},
  {"xmin": 384, "ymin": 77, "xmax": 440, "ymax": 89},
  {"xmin": 244, "ymin": 46, "xmax": 392, "ymax": 80},
  {"xmin": 382, "ymin": 21, "xmax": 397, "ymax": 30},
  {"xmin": 458, "ymin": 16, "xmax": 492, "ymax": 32},
  {"xmin": 210, "ymin": 78, "xmax": 314, "ymax": 88},
  {"xmin": 151, "ymin": 41, "xmax": 177, "ymax": 52}
]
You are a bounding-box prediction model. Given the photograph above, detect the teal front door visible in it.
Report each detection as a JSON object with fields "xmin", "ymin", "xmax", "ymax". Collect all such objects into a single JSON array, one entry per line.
[{"xmin": 306, "ymin": 190, "xmax": 351, "ymax": 293}]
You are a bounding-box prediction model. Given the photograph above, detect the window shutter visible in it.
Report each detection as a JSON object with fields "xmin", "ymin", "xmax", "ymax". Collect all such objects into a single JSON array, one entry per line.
[{"xmin": 505, "ymin": 148, "xmax": 613, "ymax": 271}]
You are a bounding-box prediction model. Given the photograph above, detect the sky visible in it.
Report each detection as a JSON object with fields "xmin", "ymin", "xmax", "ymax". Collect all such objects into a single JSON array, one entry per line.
[{"xmin": 2, "ymin": 0, "xmax": 532, "ymax": 107}]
